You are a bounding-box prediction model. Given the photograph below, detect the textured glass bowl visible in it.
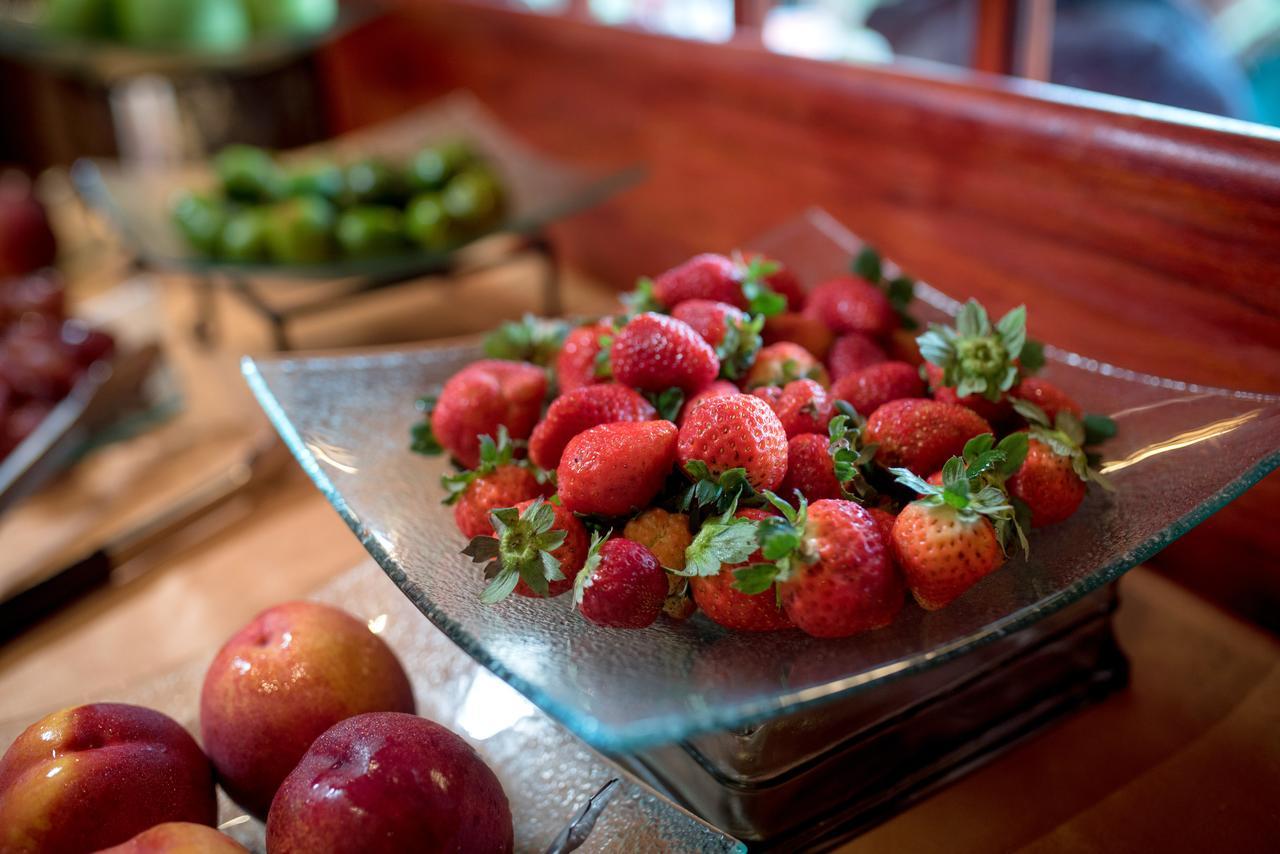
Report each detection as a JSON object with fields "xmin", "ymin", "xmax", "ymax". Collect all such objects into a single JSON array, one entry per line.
[
  {"xmin": 73, "ymin": 91, "xmax": 640, "ymax": 280},
  {"xmin": 0, "ymin": 565, "xmax": 742, "ymax": 853},
  {"xmin": 244, "ymin": 208, "xmax": 1280, "ymax": 752}
]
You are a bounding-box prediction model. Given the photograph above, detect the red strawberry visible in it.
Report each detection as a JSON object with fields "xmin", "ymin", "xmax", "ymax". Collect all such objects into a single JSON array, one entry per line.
[
  {"xmin": 744, "ymin": 341, "xmax": 829, "ymax": 389},
  {"xmin": 864, "ymin": 398, "xmax": 991, "ymax": 475},
  {"xmin": 558, "ymin": 420, "xmax": 678, "ymax": 516},
  {"xmin": 803, "ymin": 276, "xmax": 897, "ymax": 338},
  {"xmin": 462, "ymin": 497, "xmax": 588, "ymax": 601},
  {"xmin": 749, "ymin": 385, "xmax": 782, "ymax": 409},
  {"xmin": 556, "ymin": 322, "xmax": 610, "ymax": 394},
  {"xmin": 528, "ymin": 383, "xmax": 656, "ymax": 470},
  {"xmin": 574, "ymin": 536, "xmax": 669, "ymax": 628},
  {"xmin": 672, "ymin": 299, "xmax": 746, "ymax": 349},
  {"xmin": 1007, "ymin": 437, "xmax": 1086, "ymax": 527},
  {"xmin": 925, "ymin": 362, "xmax": 1012, "ymax": 424},
  {"xmin": 888, "ymin": 461, "xmax": 1017, "ymax": 610},
  {"xmin": 687, "ymin": 508, "xmax": 792, "ymax": 632},
  {"xmin": 677, "ymin": 380, "xmax": 738, "ymax": 426},
  {"xmin": 1011, "ymin": 376, "xmax": 1081, "ymax": 423},
  {"xmin": 671, "ymin": 299, "xmax": 763, "ymax": 381},
  {"xmin": 745, "ymin": 495, "xmax": 902, "ymax": 638},
  {"xmin": 610, "ymin": 313, "xmax": 719, "ymax": 395},
  {"xmin": 652, "ymin": 253, "xmax": 744, "ymax": 309},
  {"xmin": 778, "ymin": 433, "xmax": 843, "ymax": 502},
  {"xmin": 831, "ymin": 361, "xmax": 924, "ymax": 417},
  {"xmin": 763, "ymin": 378, "xmax": 834, "ymax": 438},
  {"xmin": 827, "ymin": 333, "xmax": 887, "ymax": 380},
  {"xmin": 430, "ymin": 359, "xmax": 547, "ymax": 468},
  {"xmin": 444, "ymin": 430, "xmax": 550, "ymax": 538},
  {"xmin": 763, "ymin": 312, "xmax": 834, "ymax": 360},
  {"xmin": 677, "ymin": 393, "xmax": 788, "ymax": 493},
  {"xmin": 867, "ymin": 507, "xmax": 897, "ymax": 548}
]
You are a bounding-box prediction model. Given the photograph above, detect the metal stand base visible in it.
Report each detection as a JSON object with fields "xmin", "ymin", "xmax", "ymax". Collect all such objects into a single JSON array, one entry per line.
[
  {"xmin": 191, "ymin": 232, "xmax": 560, "ymax": 351},
  {"xmin": 614, "ymin": 586, "xmax": 1128, "ymax": 851}
]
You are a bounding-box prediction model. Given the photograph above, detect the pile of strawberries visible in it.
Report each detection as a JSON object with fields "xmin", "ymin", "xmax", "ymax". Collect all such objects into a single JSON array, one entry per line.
[{"xmin": 412, "ymin": 248, "xmax": 1115, "ymax": 638}]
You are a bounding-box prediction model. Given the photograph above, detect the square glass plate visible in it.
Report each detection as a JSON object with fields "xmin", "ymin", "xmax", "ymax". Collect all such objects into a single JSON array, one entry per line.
[
  {"xmin": 72, "ymin": 91, "xmax": 641, "ymax": 280},
  {"xmin": 243, "ymin": 208, "xmax": 1280, "ymax": 752},
  {"xmin": 0, "ymin": 564, "xmax": 743, "ymax": 853}
]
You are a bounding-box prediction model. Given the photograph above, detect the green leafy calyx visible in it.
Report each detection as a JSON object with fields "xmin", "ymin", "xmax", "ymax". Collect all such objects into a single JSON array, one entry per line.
[
  {"xmin": 410, "ymin": 394, "xmax": 443, "ymax": 455},
  {"xmin": 731, "ymin": 491, "xmax": 812, "ymax": 595},
  {"xmin": 483, "ymin": 314, "xmax": 569, "ymax": 366},
  {"xmin": 572, "ymin": 531, "xmax": 606, "ymax": 606},
  {"xmin": 733, "ymin": 252, "xmax": 787, "ymax": 317},
  {"xmin": 716, "ymin": 313, "xmax": 765, "ymax": 381},
  {"xmin": 678, "ymin": 508, "xmax": 761, "ymax": 578},
  {"xmin": 680, "ymin": 460, "xmax": 755, "ymax": 514},
  {"xmin": 440, "ymin": 426, "xmax": 518, "ymax": 505},
  {"xmin": 827, "ymin": 412, "xmax": 879, "ymax": 501},
  {"xmin": 891, "ymin": 449, "xmax": 1027, "ymax": 554},
  {"xmin": 463, "ymin": 498, "xmax": 568, "ymax": 604},
  {"xmin": 850, "ymin": 245, "xmax": 917, "ymax": 330},
  {"xmin": 1012, "ymin": 400, "xmax": 1112, "ymax": 491},
  {"xmin": 917, "ymin": 299, "xmax": 1043, "ymax": 402}
]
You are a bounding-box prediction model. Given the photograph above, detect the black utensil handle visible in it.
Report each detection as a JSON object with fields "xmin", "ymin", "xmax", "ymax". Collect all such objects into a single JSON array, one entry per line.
[{"xmin": 0, "ymin": 550, "xmax": 114, "ymax": 645}]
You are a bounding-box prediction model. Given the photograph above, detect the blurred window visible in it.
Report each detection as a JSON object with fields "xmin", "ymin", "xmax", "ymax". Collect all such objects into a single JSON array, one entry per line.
[
  {"xmin": 589, "ymin": 0, "xmax": 736, "ymax": 42},
  {"xmin": 482, "ymin": 0, "xmax": 1277, "ymax": 127}
]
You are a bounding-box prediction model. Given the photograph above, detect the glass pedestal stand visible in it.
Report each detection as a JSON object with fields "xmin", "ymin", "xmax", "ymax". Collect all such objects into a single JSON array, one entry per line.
[{"xmin": 615, "ymin": 585, "xmax": 1128, "ymax": 851}]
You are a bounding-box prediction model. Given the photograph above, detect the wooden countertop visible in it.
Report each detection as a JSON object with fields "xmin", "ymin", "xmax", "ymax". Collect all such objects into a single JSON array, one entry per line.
[{"xmin": 1, "ymin": 258, "xmax": 1276, "ymax": 852}]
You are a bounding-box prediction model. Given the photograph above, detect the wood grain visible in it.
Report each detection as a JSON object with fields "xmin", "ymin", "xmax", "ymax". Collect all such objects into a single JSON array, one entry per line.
[{"xmin": 317, "ymin": 2, "xmax": 1280, "ymax": 629}]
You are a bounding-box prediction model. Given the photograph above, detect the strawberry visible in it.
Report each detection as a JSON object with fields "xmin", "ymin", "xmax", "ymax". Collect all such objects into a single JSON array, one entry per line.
[
  {"xmin": 1007, "ymin": 400, "xmax": 1109, "ymax": 527},
  {"xmin": 678, "ymin": 393, "xmax": 788, "ymax": 494},
  {"xmin": 749, "ymin": 384, "xmax": 782, "ymax": 409},
  {"xmin": 1011, "ymin": 376, "xmax": 1081, "ymax": 423},
  {"xmin": 925, "ymin": 362, "xmax": 1012, "ymax": 424},
  {"xmin": 671, "ymin": 299, "xmax": 764, "ymax": 381},
  {"xmin": 762, "ymin": 378, "xmax": 834, "ymax": 438},
  {"xmin": 462, "ymin": 497, "xmax": 588, "ymax": 601},
  {"xmin": 555, "ymin": 322, "xmax": 611, "ymax": 394},
  {"xmin": 763, "ymin": 312, "xmax": 834, "ymax": 360},
  {"xmin": 684, "ymin": 508, "xmax": 792, "ymax": 632},
  {"xmin": 443, "ymin": 428, "xmax": 550, "ymax": 538},
  {"xmin": 827, "ymin": 333, "xmax": 887, "ymax": 381},
  {"xmin": 864, "ymin": 398, "xmax": 991, "ymax": 475},
  {"xmin": 889, "ymin": 458, "xmax": 1021, "ymax": 610},
  {"xmin": 558, "ymin": 420, "xmax": 678, "ymax": 516},
  {"xmin": 677, "ymin": 380, "xmax": 738, "ymax": 426},
  {"xmin": 425, "ymin": 359, "xmax": 547, "ymax": 469},
  {"xmin": 831, "ymin": 361, "xmax": 924, "ymax": 417},
  {"xmin": 916, "ymin": 299, "xmax": 1045, "ymax": 421},
  {"xmin": 610, "ymin": 313, "xmax": 719, "ymax": 395},
  {"xmin": 528, "ymin": 383, "xmax": 656, "ymax": 470},
  {"xmin": 735, "ymin": 494, "xmax": 902, "ymax": 638},
  {"xmin": 803, "ymin": 275, "xmax": 896, "ymax": 338},
  {"xmin": 867, "ymin": 507, "xmax": 897, "ymax": 549},
  {"xmin": 778, "ymin": 433, "xmax": 843, "ymax": 502},
  {"xmin": 651, "ymin": 253, "xmax": 745, "ymax": 309},
  {"xmin": 573, "ymin": 535, "xmax": 669, "ymax": 628},
  {"xmin": 744, "ymin": 341, "xmax": 830, "ymax": 389}
]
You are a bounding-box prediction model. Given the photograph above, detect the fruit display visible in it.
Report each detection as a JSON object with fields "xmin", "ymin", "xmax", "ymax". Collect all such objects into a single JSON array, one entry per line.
[
  {"xmin": 0, "ymin": 269, "xmax": 117, "ymax": 460},
  {"xmin": 0, "ymin": 602, "xmax": 513, "ymax": 852},
  {"xmin": 43, "ymin": 0, "xmax": 338, "ymax": 52},
  {"xmin": 171, "ymin": 140, "xmax": 507, "ymax": 265},
  {"xmin": 412, "ymin": 248, "xmax": 1118, "ymax": 638}
]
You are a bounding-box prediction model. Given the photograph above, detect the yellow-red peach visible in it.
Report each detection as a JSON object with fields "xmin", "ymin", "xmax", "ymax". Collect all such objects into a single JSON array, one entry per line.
[
  {"xmin": 0, "ymin": 703, "xmax": 217, "ymax": 853},
  {"xmin": 199, "ymin": 601, "xmax": 415, "ymax": 818}
]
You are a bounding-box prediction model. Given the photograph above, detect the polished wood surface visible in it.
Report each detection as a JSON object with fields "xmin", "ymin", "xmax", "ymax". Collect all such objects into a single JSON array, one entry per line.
[{"xmin": 317, "ymin": 2, "xmax": 1280, "ymax": 628}]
